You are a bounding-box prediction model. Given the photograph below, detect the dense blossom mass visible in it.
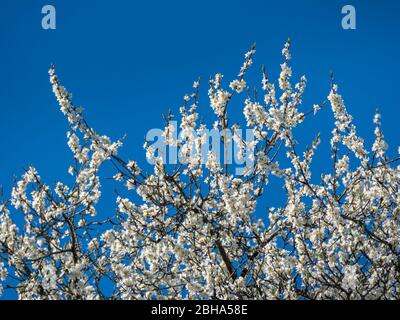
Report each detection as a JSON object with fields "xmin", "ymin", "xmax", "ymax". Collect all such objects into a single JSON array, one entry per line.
[{"xmin": 0, "ymin": 40, "xmax": 399, "ymax": 300}]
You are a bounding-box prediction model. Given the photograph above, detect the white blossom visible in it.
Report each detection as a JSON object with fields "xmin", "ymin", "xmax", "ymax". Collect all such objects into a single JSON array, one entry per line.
[{"xmin": 0, "ymin": 42, "xmax": 399, "ymax": 301}]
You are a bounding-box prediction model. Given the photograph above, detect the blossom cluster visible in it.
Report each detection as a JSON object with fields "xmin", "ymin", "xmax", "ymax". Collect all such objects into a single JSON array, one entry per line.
[{"xmin": 0, "ymin": 40, "xmax": 399, "ymax": 300}]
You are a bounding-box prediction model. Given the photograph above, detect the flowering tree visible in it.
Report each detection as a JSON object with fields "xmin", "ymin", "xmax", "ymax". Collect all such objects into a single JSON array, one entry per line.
[{"xmin": 1, "ymin": 40, "xmax": 399, "ymax": 300}]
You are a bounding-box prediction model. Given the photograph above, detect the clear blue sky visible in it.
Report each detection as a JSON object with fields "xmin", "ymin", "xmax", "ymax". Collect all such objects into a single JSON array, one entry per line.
[{"xmin": 1, "ymin": 0, "xmax": 399, "ymax": 299}]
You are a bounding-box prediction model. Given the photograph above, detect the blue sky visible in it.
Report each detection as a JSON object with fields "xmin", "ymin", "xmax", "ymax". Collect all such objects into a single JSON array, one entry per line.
[{"xmin": 1, "ymin": 0, "xmax": 399, "ymax": 298}]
